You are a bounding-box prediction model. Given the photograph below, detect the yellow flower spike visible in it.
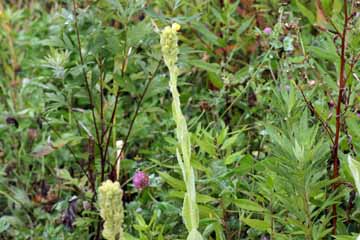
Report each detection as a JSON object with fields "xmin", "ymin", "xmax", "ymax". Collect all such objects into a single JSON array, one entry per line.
[
  {"xmin": 160, "ymin": 23, "xmax": 180, "ymax": 67},
  {"xmin": 98, "ymin": 180, "xmax": 124, "ymax": 240}
]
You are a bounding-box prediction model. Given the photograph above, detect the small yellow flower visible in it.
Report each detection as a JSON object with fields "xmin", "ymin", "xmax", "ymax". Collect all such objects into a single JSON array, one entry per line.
[{"xmin": 172, "ymin": 23, "xmax": 181, "ymax": 31}]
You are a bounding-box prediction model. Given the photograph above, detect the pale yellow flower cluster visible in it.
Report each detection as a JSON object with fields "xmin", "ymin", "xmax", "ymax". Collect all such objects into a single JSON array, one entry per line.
[
  {"xmin": 160, "ymin": 23, "xmax": 181, "ymax": 67},
  {"xmin": 98, "ymin": 180, "xmax": 124, "ymax": 240}
]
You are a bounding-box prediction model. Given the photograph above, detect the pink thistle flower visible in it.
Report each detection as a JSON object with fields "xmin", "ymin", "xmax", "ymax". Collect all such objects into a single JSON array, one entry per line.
[
  {"xmin": 263, "ymin": 27, "xmax": 272, "ymax": 35},
  {"xmin": 133, "ymin": 171, "xmax": 149, "ymax": 190}
]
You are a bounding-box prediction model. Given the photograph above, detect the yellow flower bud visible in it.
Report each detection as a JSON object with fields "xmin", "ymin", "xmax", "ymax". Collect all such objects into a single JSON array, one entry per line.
[
  {"xmin": 172, "ymin": 23, "xmax": 181, "ymax": 31},
  {"xmin": 160, "ymin": 23, "xmax": 180, "ymax": 68}
]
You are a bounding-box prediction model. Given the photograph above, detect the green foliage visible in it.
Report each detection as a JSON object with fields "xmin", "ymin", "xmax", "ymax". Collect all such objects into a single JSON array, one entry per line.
[{"xmin": 1, "ymin": 0, "xmax": 360, "ymax": 239}]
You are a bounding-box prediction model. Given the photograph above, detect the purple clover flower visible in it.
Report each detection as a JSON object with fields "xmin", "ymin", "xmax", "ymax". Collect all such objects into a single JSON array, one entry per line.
[
  {"xmin": 133, "ymin": 171, "xmax": 149, "ymax": 190},
  {"xmin": 263, "ymin": 27, "xmax": 272, "ymax": 35}
]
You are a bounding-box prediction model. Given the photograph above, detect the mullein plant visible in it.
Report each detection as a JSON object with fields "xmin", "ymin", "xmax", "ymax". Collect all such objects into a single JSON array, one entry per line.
[
  {"xmin": 160, "ymin": 23, "xmax": 203, "ymax": 240},
  {"xmin": 98, "ymin": 180, "xmax": 124, "ymax": 240}
]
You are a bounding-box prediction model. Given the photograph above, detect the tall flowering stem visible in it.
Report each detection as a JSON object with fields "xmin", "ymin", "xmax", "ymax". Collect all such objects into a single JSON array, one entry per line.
[{"xmin": 160, "ymin": 23, "xmax": 203, "ymax": 240}]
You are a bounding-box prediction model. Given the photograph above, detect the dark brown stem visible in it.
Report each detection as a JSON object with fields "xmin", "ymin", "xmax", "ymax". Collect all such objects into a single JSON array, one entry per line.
[
  {"xmin": 94, "ymin": 219, "xmax": 102, "ymax": 240},
  {"xmin": 331, "ymin": 0, "xmax": 349, "ymax": 234},
  {"xmin": 110, "ymin": 62, "xmax": 161, "ymax": 176},
  {"xmin": 98, "ymin": 58, "xmax": 107, "ymax": 181},
  {"xmin": 294, "ymin": 82, "xmax": 334, "ymax": 144},
  {"xmin": 98, "ymin": 58, "xmax": 106, "ymax": 141},
  {"xmin": 88, "ymin": 137, "xmax": 96, "ymax": 195},
  {"xmin": 101, "ymin": 31, "xmax": 129, "ymax": 174},
  {"xmin": 72, "ymin": 0, "xmax": 105, "ymax": 180}
]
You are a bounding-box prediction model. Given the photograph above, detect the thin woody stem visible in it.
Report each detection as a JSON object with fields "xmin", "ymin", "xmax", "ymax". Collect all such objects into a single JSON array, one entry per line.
[
  {"xmin": 331, "ymin": 0, "xmax": 349, "ymax": 233},
  {"xmin": 293, "ymin": 81, "xmax": 334, "ymax": 144},
  {"xmin": 111, "ymin": 62, "xmax": 161, "ymax": 174}
]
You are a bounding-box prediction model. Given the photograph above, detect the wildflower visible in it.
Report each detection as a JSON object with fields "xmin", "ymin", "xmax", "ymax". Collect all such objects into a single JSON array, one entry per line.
[
  {"xmin": 263, "ymin": 27, "xmax": 272, "ymax": 35},
  {"xmin": 98, "ymin": 180, "xmax": 124, "ymax": 240},
  {"xmin": 159, "ymin": 24, "xmax": 203, "ymax": 239},
  {"xmin": 133, "ymin": 171, "xmax": 149, "ymax": 190}
]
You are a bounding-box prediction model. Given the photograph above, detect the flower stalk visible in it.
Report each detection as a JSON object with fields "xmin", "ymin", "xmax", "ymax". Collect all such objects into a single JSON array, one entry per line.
[{"xmin": 160, "ymin": 23, "xmax": 203, "ymax": 240}]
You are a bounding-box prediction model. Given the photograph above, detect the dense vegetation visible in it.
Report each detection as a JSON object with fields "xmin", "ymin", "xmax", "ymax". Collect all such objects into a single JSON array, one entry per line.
[{"xmin": 1, "ymin": 0, "xmax": 360, "ymax": 239}]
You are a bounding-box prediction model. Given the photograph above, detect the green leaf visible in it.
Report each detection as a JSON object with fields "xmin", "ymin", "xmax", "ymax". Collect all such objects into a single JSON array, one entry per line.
[
  {"xmin": 295, "ymin": 0, "xmax": 315, "ymax": 24},
  {"xmin": 195, "ymin": 135, "xmax": 217, "ymax": 156},
  {"xmin": 307, "ymin": 46, "xmax": 338, "ymax": 61},
  {"xmin": 347, "ymin": 156, "xmax": 360, "ymax": 195},
  {"xmin": 0, "ymin": 216, "xmax": 23, "ymax": 231},
  {"xmin": 217, "ymin": 127, "xmax": 228, "ymax": 146},
  {"xmin": 128, "ymin": 21, "xmax": 152, "ymax": 46},
  {"xmin": 192, "ymin": 22, "xmax": 220, "ymax": 46},
  {"xmin": 227, "ymin": 154, "xmax": 255, "ymax": 176},
  {"xmin": 187, "ymin": 229, "xmax": 204, "ymax": 240},
  {"xmin": 335, "ymin": 235, "xmax": 358, "ymax": 240},
  {"xmin": 0, "ymin": 218, "xmax": 9, "ymax": 233},
  {"xmin": 157, "ymin": 171, "xmax": 186, "ymax": 191},
  {"xmin": 233, "ymin": 199, "xmax": 266, "ymax": 212},
  {"xmin": 241, "ymin": 217, "xmax": 271, "ymax": 232},
  {"xmin": 208, "ymin": 72, "xmax": 223, "ymax": 89},
  {"xmin": 237, "ymin": 17, "xmax": 254, "ymax": 35},
  {"xmin": 224, "ymin": 150, "xmax": 245, "ymax": 165},
  {"xmin": 221, "ymin": 134, "xmax": 239, "ymax": 150},
  {"xmin": 188, "ymin": 60, "xmax": 221, "ymax": 74},
  {"xmin": 182, "ymin": 193, "xmax": 199, "ymax": 231},
  {"xmin": 124, "ymin": 233, "xmax": 139, "ymax": 240},
  {"xmin": 332, "ymin": 0, "xmax": 343, "ymax": 15},
  {"xmin": 168, "ymin": 190, "xmax": 216, "ymax": 203}
]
